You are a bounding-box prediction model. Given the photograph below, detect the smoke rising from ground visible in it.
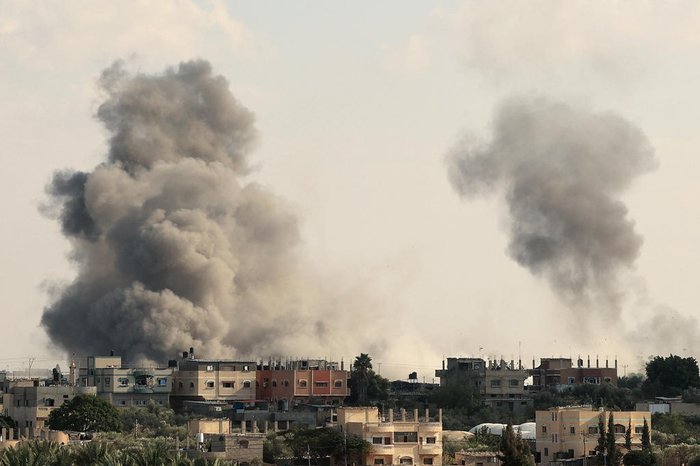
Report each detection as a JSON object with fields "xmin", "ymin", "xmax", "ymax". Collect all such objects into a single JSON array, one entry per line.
[
  {"xmin": 42, "ymin": 60, "xmax": 368, "ymax": 363},
  {"xmin": 447, "ymin": 96, "xmax": 657, "ymax": 316}
]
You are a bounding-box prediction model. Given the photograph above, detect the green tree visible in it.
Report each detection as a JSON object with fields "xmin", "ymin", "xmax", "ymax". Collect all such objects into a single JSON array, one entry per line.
[
  {"xmin": 606, "ymin": 412, "xmax": 622, "ymax": 466},
  {"xmin": 48, "ymin": 394, "xmax": 121, "ymax": 432},
  {"xmin": 498, "ymin": 422, "xmax": 534, "ymax": 466},
  {"xmin": 352, "ymin": 353, "xmax": 373, "ymax": 405},
  {"xmin": 642, "ymin": 418, "xmax": 651, "ymax": 451},
  {"xmin": 0, "ymin": 414, "xmax": 15, "ymax": 430},
  {"xmin": 623, "ymin": 450, "xmax": 653, "ymax": 466},
  {"xmin": 625, "ymin": 420, "xmax": 632, "ymax": 450},
  {"xmin": 596, "ymin": 414, "xmax": 607, "ymax": 466},
  {"xmin": 644, "ymin": 355, "xmax": 700, "ymax": 397}
]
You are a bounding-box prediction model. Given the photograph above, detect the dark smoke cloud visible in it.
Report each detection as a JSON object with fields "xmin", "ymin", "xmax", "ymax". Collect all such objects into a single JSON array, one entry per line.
[
  {"xmin": 447, "ymin": 96, "xmax": 657, "ymax": 315},
  {"xmin": 41, "ymin": 60, "xmax": 351, "ymax": 363}
]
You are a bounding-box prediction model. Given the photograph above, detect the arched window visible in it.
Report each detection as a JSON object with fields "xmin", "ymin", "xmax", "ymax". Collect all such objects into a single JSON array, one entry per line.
[
  {"xmin": 243, "ymin": 380, "xmax": 252, "ymax": 388},
  {"xmin": 614, "ymin": 424, "xmax": 626, "ymax": 434}
]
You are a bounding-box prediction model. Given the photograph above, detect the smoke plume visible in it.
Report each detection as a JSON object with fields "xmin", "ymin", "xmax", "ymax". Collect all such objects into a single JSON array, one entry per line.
[
  {"xmin": 447, "ymin": 96, "xmax": 657, "ymax": 316},
  {"xmin": 42, "ymin": 60, "xmax": 354, "ymax": 363}
]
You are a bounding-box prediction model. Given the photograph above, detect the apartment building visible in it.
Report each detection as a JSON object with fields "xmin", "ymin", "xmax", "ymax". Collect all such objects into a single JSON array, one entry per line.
[
  {"xmin": 436, "ymin": 358, "xmax": 532, "ymax": 413},
  {"xmin": 256, "ymin": 359, "xmax": 350, "ymax": 409},
  {"xmin": 3, "ymin": 381, "xmax": 96, "ymax": 432},
  {"xmin": 535, "ymin": 406, "xmax": 651, "ymax": 465},
  {"xmin": 530, "ymin": 358, "xmax": 618, "ymax": 391},
  {"xmin": 337, "ymin": 406, "xmax": 443, "ymax": 466},
  {"xmin": 79, "ymin": 355, "xmax": 172, "ymax": 407},
  {"xmin": 171, "ymin": 349, "xmax": 256, "ymax": 408}
]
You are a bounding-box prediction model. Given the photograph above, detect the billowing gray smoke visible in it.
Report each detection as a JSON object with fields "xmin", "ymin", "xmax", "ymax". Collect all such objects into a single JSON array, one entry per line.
[
  {"xmin": 447, "ymin": 96, "xmax": 657, "ymax": 315},
  {"xmin": 42, "ymin": 60, "xmax": 328, "ymax": 363}
]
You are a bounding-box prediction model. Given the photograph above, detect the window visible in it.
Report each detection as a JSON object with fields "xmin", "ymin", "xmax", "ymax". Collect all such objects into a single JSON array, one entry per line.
[
  {"xmin": 178, "ymin": 382, "xmax": 183, "ymax": 389},
  {"xmin": 299, "ymin": 380, "xmax": 308, "ymax": 388},
  {"xmin": 190, "ymin": 382, "xmax": 195, "ymax": 388},
  {"xmin": 263, "ymin": 378, "xmax": 269, "ymax": 388},
  {"xmin": 490, "ymin": 379, "xmax": 501, "ymax": 388},
  {"xmin": 105, "ymin": 377, "xmax": 110, "ymax": 385},
  {"xmin": 614, "ymin": 424, "xmax": 626, "ymax": 434},
  {"xmin": 394, "ymin": 432, "xmax": 418, "ymax": 443},
  {"xmin": 400, "ymin": 458, "xmax": 413, "ymax": 465},
  {"xmin": 45, "ymin": 398, "xmax": 55, "ymax": 407},
  {"xmin": 509, "ymin": 379, "xmax": 519, "ymax": 387},
  {"xmin": 157, "ymin": 378, "xmax": 167, "ymax": 386},
  {"xmin": 551, "ymin": 412, "xmax": 558, "ymax": 421},
  {"xmin": 541, "ymin": 426, "xmax": 547, "ymax": 434},
  {"xmin": 570, "ymin": 427, "xmax": 576, "ymax": 434},
  {"xmin": 374, "ymin": 460, "xmax": 385, "ymax": 465},
  {"xmin": 426, "ymin": 437, "xmax": 436, "ymax": 444},
  {"xmin": 567, "ymin": 377, "xmax": 575, "ymax": 385},
  {"xmin": 551, "ymin": 434, "xmax": 558, "ymax": 443},
  {"xmin": 272, "ymin": 380, "xmax": 277, "ymax": 387},
  {"xmin": 315, "ymin": 382, "xmax": 329, "ymax": 387},
  {"xmin": 239, "ymin": 440, "xmax": 249, "ymax": 449},
  {"xmin": 544, "ymin": 448, "xmax": 549, "ymax": 457},
  {"xmin": 206, "ymin": 380, "xmax": 215, "ymax": 388},
  {"xmin": 635, "ymin": 426, "xmax": 643, "ymax": 434},
  {"xmin": 119, "ymin": 378, "xmax": 129, "ymax": 386},
  {"xmin": 373, "ymin": 437, "xmax": 384, "ymax": 444},
  {"xmin": 222, "ymin": 381, "xmax": 234, "ymax": 388},
  {"xmin": 334, "ymin": 380, "xmax": 343, "ymax": 388},
  {"xmin": 120, "ymin": 400, "xmax": 126, "ymax": 405},
  {"xmin": 284, "ymin": 380, "xmax": 289, "ymax": 387},
  {"xmin": 206, "ymin": 365, "xmax": 214, "ymax": 372},
  {"xmin": 243, "ymin": 380, "xmax": 251, "ymax": 388},
  {"xmin": 424, "ymin": 458, "xmax": 434, "ymax": 465},
  {"xmin": 589, "ymin": 426, "xmax": 598, "ymax": 434},
  {"xmin": 243, "ymin": 365, "xmax": 250, "ymax": 371}
]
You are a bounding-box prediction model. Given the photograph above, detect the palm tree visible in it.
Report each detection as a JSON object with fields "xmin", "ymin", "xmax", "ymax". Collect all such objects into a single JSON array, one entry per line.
[{"xmin": 353, "ymin": 353, "xmax": 373, "ymax": 405}]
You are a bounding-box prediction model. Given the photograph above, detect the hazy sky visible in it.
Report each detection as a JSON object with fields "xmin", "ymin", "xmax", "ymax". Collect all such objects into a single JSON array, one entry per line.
[{"xmin": 1, "ymin": 1, "xmax": 699, "ymax": 380}]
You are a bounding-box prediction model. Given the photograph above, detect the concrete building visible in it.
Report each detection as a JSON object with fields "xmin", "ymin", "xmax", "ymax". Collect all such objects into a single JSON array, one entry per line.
[
  {"xmin": 636, "ymin": 398, "xmax": 700, "ymax": 416},
  {"xmin": 257, "ymin": 359, "xmax": 350, "ymax": 409},
  {"xmin": 171, "ymin": 349, "xmax": 256, "ymax": 408},
  {"xmin": 3, "ymin": 381, "xmax": 96, "ymax": 434},
  {"xmin": 535, "ymin": 406, "xmax": 651, "ymax": 466},
  {"xmin": 337, "ymin": 406, "xmax": 443, "ymax": 466},
  {"xmin": 187, "ymin": 432, "xmax": 265, "ymax": 464},
  {"xmin": 529, "ymin": 358, "xmax": 618, "ymax": 391},
  {"xmin": 79, "ymin": 355, "xmax": 172, "ymax": 407},
  {"xmin": 436, "ymin": 358, "xmax": 532, "ymax": 413}
]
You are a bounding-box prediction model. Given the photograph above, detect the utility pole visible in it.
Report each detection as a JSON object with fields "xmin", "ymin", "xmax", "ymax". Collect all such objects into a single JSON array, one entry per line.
[{"xmin": 28, "ymin": 357, "xmax": 35, "ymax": 379}]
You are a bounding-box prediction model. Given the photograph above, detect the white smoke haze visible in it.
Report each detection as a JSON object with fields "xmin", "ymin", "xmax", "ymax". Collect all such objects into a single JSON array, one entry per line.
[
  {"xmin": 447, "ymin": 96, "xmax": 657, "ymax": 320},
  {"xmin": 41, "ymin": 60, "xmax": 386, "ymax": 364}
]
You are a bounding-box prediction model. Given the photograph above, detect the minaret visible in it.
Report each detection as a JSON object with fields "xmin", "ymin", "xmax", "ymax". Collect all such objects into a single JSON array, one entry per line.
[{"xmin": 69, "ymin": 353, "xmax": 77, "ymax": 387}]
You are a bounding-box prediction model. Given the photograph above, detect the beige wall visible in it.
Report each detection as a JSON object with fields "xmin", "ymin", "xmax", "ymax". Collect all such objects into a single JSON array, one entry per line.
[
  {"xmin": 173, "ymin": 363, "xmax": 256, "ymax": 400},
  {"xmin": 189, "ymin": 418, "xmax": 232, "ymax": 435},
  {"xmin": 337, "ymin": 407, "xmax": 443, "ymax": 466},
  {"xmin": 536, "ymin": 408, "xmax": 651, "ymax": 465}
]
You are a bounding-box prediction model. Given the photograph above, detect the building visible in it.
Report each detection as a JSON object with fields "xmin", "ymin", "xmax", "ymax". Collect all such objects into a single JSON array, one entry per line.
[
  {"xmin": 636, "ymin": 398, "xmax": 700, "ymax": 416},
  {"xmin": 436, "ymin": 358, "xmax": 532, "ymax": 413},
  {"xmin": 3, "ymin": 380, "xmax": 96, "ymax": 434},
  {"xmin": 529, "ymin": 357, "xmax": 617, "ymax": 391},
  {"xmin": 79, "ymin": 355, "xmax": 173, "ymax": 407},
  {"xmin": 187, "ymin": 432, "xmax": 265, "ymax": 464},
  {"xmin": 256, "ymin": 359, "xmax": 350, "ymax": 409},
  {"xmin": 337, "ymin": 406, "xmax": 443, "ymax": 466},
  {"xmin": 171, "ymin": 348, "xmax": 256, "ymax": 408},
  {"xmin": 535, "ymin": 406, "xmax": 651, "ymax": 466}
]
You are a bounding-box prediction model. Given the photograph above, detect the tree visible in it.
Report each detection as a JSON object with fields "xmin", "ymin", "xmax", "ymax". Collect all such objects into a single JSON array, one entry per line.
[
  {"xmin": 596, "ymin": 413, "xmax": 607, "ymax": 466},
  {"xmin": 644, "ymin": 355, "xmax": 700, "ymax": 397},
  {"xmin": 498, "ymin": 422, "xmax": 534, "ymax": 466},
  {"xmin": 625, "ymin": 419, "xmax": 632, "ymax": 450},
  {"xmin": 623, "ymin": 450, "xmax": 653, "ymax": 466},
  {"xmin": 48, "ymin": 394, "xmax": 121, "ymax": 432},
  {"xmin": 641, "ymin": 418, "xmax": 651, "ymax": 451},
  {"xmin": 607, "ymin": 412, "xmax": 622, "ymax": 466},
  {"xmin": 352, "ymin": 353, "xmax": 373, "ymax": 405}
]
